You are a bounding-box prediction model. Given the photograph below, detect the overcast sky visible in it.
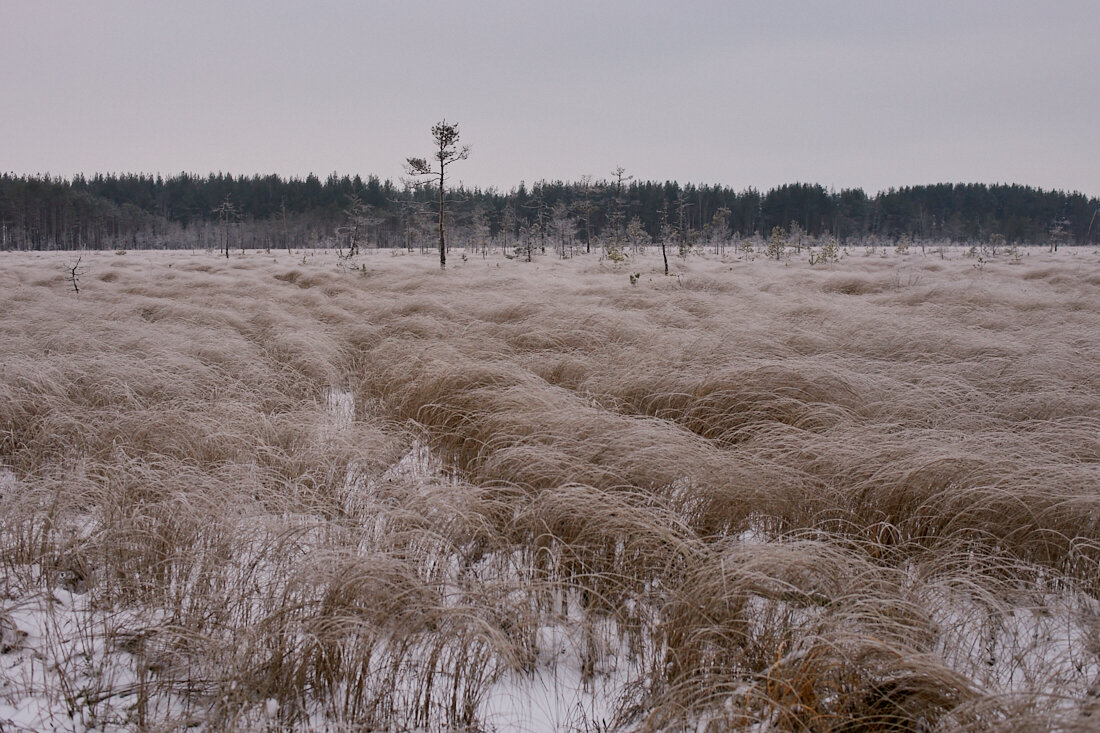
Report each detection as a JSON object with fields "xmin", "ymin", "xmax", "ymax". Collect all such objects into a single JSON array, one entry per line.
[{"xmin": 2, "ymin": 1, "xmax": 1098, "ymax": 195}]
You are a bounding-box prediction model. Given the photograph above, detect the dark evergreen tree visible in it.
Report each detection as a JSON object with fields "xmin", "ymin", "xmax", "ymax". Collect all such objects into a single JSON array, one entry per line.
[{"xmin": 2, "ymin": 173, "xmax": 1096, "ymax": 252}]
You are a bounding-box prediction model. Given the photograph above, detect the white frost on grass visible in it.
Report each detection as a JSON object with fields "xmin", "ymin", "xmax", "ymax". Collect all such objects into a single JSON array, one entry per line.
[{"xmin": 4, "ymin": 250, "xmax": 1100, "ymax": 729}]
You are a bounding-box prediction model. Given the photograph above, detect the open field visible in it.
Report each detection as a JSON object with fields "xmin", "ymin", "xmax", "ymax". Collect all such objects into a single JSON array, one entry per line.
[{"xmin": 2, "ymin": 245, "xmax": 1100, "ymax": 731}]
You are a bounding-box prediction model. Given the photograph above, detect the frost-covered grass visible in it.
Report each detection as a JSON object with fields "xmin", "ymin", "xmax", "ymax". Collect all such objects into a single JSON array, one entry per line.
[{"xmin": 1, "ymin": 245, "xmax": 1099, "ymax": 731}]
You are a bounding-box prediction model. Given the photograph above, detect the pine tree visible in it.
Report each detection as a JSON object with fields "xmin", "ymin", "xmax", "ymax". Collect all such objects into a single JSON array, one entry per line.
[{"xmin": 405, "ymin": 120, "xmax": 470, "ymax": 269}]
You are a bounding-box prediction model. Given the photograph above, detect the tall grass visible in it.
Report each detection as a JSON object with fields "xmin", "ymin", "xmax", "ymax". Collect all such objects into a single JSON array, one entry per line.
[{"xmin": 1, "ymin": 247, "xmax": 1099, "ymax": 730}]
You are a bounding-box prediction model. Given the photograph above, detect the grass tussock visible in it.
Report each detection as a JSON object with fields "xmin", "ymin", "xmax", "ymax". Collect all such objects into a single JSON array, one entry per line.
[{"xmin": 2, "ymin": 247, "xmax": 1099, "ymax": 731}]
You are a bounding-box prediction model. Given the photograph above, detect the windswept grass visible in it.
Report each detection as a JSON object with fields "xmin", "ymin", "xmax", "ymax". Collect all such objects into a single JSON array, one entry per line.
[{"xmin": 2, "ymin": 247, "xmax": 1099, "ymax": 731}]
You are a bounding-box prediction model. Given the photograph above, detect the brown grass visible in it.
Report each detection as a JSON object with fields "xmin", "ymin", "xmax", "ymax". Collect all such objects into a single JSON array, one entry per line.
[{"xmin": 2, "ymin": 246, "xmax": 1099, "ymax": 730}]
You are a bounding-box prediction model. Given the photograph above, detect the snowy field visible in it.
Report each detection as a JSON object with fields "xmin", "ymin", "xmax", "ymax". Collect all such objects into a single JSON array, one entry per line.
[{"xmin": 2, "ymin": 244, "xmax": 1100, "ymax": 731}]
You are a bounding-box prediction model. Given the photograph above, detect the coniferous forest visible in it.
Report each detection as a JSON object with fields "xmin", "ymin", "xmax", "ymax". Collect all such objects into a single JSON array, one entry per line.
[{"xmin": 1, "ymin": 171, "xmax": 1097, "ymax": 252}]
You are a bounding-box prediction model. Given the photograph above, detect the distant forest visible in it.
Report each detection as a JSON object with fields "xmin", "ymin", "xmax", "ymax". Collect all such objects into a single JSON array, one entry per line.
[{"xmin": 1, "ymin": 172, "xmax": 1097, "ymax": 252}]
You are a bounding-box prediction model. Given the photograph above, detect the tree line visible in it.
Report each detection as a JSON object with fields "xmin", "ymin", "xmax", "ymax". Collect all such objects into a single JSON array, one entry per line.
[{"xmin": 2, "ymin": 171, "xmax": 1097, "ymax": 252}]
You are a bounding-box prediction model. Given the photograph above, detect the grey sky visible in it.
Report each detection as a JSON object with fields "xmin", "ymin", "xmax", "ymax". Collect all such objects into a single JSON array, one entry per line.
[{"xmin": 2, "ymin": 1, "xmax": 1098, "ymax": 195}]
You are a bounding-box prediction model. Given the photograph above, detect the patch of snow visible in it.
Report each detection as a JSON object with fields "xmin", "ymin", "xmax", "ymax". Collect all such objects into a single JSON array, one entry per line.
[
  {"xmin": 481, "ymin": 619, "xmax": 635, "ymax": 733},
  {"xmin": 0, "ymin": 584, "xmax": 174, "ymax": 733},
  {"xmin": 0, "ymin": 466, "xmax": 16, "ymax": 493},
  {"xmin": 374, "ymin": 439, "xmax": 446, "ymax": 485},
  {"xmin": 323, "ymin": 386, "xmax": 355, "ymax": 432},
  {"xmin": 931, "ymin": 586, "xmax": 1100, "ymax": 700}
]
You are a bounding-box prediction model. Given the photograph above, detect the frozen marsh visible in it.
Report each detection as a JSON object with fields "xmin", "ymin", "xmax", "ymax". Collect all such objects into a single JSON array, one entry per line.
[{"xmin": 2, "ymin": 245, "xmax": 1100, "ymax": 731}]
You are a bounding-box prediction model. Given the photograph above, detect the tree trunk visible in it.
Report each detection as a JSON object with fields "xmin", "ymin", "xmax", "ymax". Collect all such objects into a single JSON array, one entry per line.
[{"xmin": 438, "ymin": 170, "xmax": 446, "ymax": 269}]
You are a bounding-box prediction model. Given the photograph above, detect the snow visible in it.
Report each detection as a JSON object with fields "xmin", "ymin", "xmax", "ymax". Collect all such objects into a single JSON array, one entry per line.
[
  {"xmin": 323, "ymin": 386, "xmax": 355, "ymax": 434},
  {"xmin": 481, "ymin": 617, "xmax": 634, "ymax": 732},
  {"xmin": 0, "ymin": 582, "xmax": 168, "ymax": 732}
]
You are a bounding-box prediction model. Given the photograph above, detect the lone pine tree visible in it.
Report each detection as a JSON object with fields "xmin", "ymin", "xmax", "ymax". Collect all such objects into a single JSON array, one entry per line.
[{"xmin": 405, "ymin": 120, "xmax": 470, "ymax": 269}]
